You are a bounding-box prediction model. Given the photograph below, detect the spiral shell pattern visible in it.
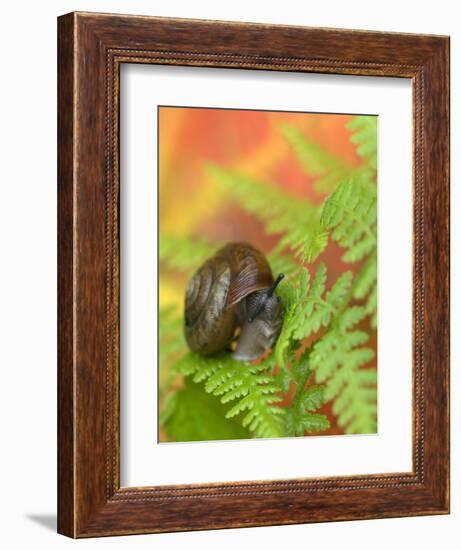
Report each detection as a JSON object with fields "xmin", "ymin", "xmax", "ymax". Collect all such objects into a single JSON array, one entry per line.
[{"xmin": 184, "ymin": 242, "xmax": 274, "ymax": 356}]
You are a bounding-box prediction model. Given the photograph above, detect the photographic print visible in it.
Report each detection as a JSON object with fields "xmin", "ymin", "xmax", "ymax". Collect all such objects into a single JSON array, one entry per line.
[{"xmin": 158, "ymin": 106, "xmax": 378, "ymax": 443}]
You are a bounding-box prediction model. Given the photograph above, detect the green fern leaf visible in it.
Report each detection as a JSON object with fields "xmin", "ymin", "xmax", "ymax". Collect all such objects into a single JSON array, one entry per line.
[
  {"xmin": 291, "ymin": 351, "xmax": 312, "ymax": 385},
  {"xmin": 299, "ymin": 385, "xmax": 325, "ymax": 411},
  {"xmin": 366, "ymin": 284, "xmax": 378, "ymax": 329},
  {"xmin": 325, "ymin": 271, "xmax": 353, "ymax": 309},
  {"xmin": 310, "ymin": 302, "xmax": 377, "ymax": 433},
  {"xmin": 174, "ymin": 352, "xmax": 286, "ymax": 438},
  {"xmin": 281, "ymin": 123, "xmax": 353, "ymax": 192},
  {"xmin": 285, "ymin": 358, "xmax": 330, "ymax": 436},
  {"xmin": 286, "ymin": 410, "xmax": 330, "ymax": 436},
  {"xmin": 353, "ymin": 252, "xmax": 377, "ymax": 299},
  {"xmin": 353, "ymin": 251, "xmax": 378, "ymax": 328},
  {"xmin": 274, "ymin": 266, "xmax": 353, "ymax": 364},
  {"xmin": 298, "ymin": 413, "xmax": 331, "ymax": 433},
  {"xmin": 321, "ymin": 178, "xmax": 377, "ymax": 263},
  {"xmin": 347, "ymin": 116, "xmax": 378, "ymax": 169}
]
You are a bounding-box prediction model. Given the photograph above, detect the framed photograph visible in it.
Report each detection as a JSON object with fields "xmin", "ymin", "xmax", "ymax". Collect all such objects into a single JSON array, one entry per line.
[{"xmin": 58, "ymin": 12, "xmax": 450, "ymax": 537}]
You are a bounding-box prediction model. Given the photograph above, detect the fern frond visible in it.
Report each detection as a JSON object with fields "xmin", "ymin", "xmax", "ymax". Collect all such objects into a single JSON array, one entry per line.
[
  {"xmin": 320, "ymin": 175, "xmax": 377, "ymax": 326},
  {"xmin": 353, "ymin": 252, "xmax": 377, "ymax": 299},
  {"xmin": 286, "ymin": 410, "xmax": 330, "ymax": 436},
  {"xmin": 274, "ymin": 265, "xmax": 353, "ymax": 366},
  {"xmin": 274, "ymin": 276, "xmax": 303, "ymax": 366},
  {"xmin": 332, "ymin": 368, "xmax": 377, "ymax": 433},
  {"xmin": 160, "ymin": 234, "xmax": 219, "ymax": 271},
  {"xmin": 288, "ymin": 229, "xmax": 329, "ymax": 265},
  {"xmin": 206, "ymin": 164, "xmax": 328, "ymax": 263},
  {"xmin": 275, "ymin": 266, "xmax": 342, "ymax": 364},
  {"xmin": 285, "ymin": 358, "xmax": 330, "ymax": 436},
  {"xmin": 175, "ymin": 352, "xmax": 286, "ymax": 438},
  {"xmin": 299, "ymin": 384, "xmax": 326, "ymax": 411},
  {"xmin": 347, "ymin": 116, "xmax": 378, "ymax": 169},
  {"xmin": 321, "ymin": 178, "xmax": 377, "ymax": 263},
  {"xmin": 281, "ymin": 124, "xmax": 353, "ymax": 192},
  {"xmin": 365, "ymin": 284, "xmax": 378, "ymax": 329},
  {"xmin": 310, "ymin": 305, "xmax": 377, "ymax": 434},
  {"xmin": 353, "ymin": 251, "xmax": 378, "ymax": 329}
]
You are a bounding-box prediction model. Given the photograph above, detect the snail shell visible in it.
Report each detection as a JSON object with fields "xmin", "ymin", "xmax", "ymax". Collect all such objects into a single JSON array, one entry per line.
[{"xmin": 184, "ymin": 242, "xmax": 284, "ymax": 362}]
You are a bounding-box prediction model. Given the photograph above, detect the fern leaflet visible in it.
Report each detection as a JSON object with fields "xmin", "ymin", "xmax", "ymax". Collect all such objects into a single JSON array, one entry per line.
[
  {"xmin": 275, "ymin": 265, "xmax": 353, "ymax": 365},
  {"xmin": 311, "ymin": 305, "xmax": 377, "ymax": 433},
  {"xmin": 281, "ymin": 123, "xmax": 353, "ymax": 193},
  {"xmin": 175, "ymin": 352, "xmax": 286, "ymax": 438},
  {"xmin": 347, "ymin": 116, "xmax": 378, "ymax": 170},
  {"xmin": 321, "ymin": 178, "xmax": 377, "ymax": 263},
  {"xmin": 285, "ymin": 357, "xmax": 330, "ymax": 436}
]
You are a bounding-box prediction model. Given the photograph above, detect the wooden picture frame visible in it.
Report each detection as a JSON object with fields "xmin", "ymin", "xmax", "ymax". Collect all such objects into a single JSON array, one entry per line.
[{"xmin": 57, "ymin": 12, "xmax": 450, "ymax": 538}]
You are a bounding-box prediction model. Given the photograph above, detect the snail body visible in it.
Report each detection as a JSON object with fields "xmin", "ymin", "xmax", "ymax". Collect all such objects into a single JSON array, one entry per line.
[{"xmin": 184, "ymin": 242, "xmax": 284, "ymax": 362}]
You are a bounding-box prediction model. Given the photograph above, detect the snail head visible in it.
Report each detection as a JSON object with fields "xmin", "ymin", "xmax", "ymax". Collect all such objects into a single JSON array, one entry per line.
[{"xmin": 247, "ymin": 273, "xmax": 284, "ymax": 323}]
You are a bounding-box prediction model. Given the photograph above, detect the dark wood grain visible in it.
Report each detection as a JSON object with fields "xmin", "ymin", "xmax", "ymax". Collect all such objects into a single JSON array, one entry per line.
[
  {"xmin": 57, "ymin": 12, "xmax": 75, "ymax": 537},
  {"xmin": 57, "ymin": 11, "xmax": 450, "ymax": 538}
]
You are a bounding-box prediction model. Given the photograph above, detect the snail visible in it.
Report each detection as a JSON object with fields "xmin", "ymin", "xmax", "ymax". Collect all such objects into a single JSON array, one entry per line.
[{"xmin": 184, "ymin": 242, "xmax": 284, "ymax": 362}]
